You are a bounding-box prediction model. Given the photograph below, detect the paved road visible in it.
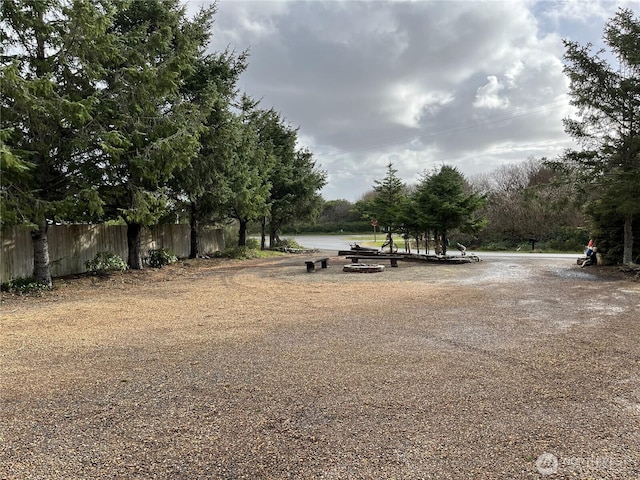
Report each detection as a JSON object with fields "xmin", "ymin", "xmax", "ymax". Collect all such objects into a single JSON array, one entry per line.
[{"xmin": 288, "ymin": 234, "xmax": 581, "ymax": 261}]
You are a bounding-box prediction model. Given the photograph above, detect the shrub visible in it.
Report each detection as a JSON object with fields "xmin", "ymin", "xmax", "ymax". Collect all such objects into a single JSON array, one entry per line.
[
  {"xmin": 245, "ymin": 237, "xmax": 260, "ymax": 249},
  {"xmin": 272, "ymin": 237, "xmax": 303, "ymax": 250},
  {"xmin": 148, "ymin": 248, "xmax": 178, "ymax": 268},
  {"xmin": 85, "ymin": 252, "xmax": 128, "ymax": 274},
  {"xmin": 1, "ymin": 277, "xmax": 50, "ymax": 295},
  {"xmin": 221, "ymin": 246, "xmax": 261, "ymax": 260}
]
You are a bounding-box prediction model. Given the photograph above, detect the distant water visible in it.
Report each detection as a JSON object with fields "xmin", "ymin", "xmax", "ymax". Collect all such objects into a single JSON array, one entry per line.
[
  {"xmin": 255, "ymin": 234, "xmax": 581, "ymax": 260},
  {"xmin": 285, "ymin": 235, "xmax": 354, "ymax": 251},
  {"xmin": 249, "ymin": 234, "xmax": 355, "ymax": 251}
]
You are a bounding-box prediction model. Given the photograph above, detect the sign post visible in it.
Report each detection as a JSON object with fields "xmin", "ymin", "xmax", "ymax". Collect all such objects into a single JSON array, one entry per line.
[{"xmin": 371, "ymin": 219, "xmax": 378, "ymax": 242}]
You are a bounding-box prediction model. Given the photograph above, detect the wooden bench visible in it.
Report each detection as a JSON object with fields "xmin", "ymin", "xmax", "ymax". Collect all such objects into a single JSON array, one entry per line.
[
  {"xmin": 345, "ymin": 255, "xmax": 403, "ymax": 267},
  {"xmin": 305, "ymin": 257, "xmax": 329, "ymax": 272},
  {"xmin": 338, "ymin": 250, "xmax": 380, "ymax": 256}
]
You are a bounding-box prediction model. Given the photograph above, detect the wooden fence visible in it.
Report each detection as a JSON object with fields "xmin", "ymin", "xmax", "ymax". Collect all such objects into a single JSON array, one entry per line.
[{"xmin": 0, "ymin": 224, "xmax": 224, "ymax": 283}]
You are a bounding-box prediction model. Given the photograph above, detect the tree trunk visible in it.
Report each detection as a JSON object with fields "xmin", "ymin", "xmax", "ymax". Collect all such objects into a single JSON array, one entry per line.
[
  {"xmin": 31, "ymin": 217, "xmax": 52, "ymax": 288},
  {"xmin": 127, "ymin": 222, "xmax": 144, "ymax": 270},
  {"xmin": 189, "ymin": 202, "xmax": 199, "ymax": 259},
  {"xmin": 434, "ymin": 230, "xmax": 442, "ymax": 255},
  {"xmin": 269, "ymin": 225, "xmax": 278, "ymax": 248},
  {"xmin": 441, "ymin": 231, "xmax": 448, "ymax": 256},
  {"xmin": 260, "ymin": 216, "xmax": 266, "ymax": 250},
  {"xmin": 238, "ymin": 219, "xmax": 247, "ymax": 246},
  {"xmin": 623, "ymin": 213, "xmax": 634, "ymax": 265}
]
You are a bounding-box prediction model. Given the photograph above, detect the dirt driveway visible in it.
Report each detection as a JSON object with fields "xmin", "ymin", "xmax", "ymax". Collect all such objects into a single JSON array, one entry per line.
[{"xmin": 1, "ymin": 253, "xmax": 639, "ymax": 479}]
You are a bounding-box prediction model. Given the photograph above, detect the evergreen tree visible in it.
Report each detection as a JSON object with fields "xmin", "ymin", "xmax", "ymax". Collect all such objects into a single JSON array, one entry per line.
[
  {"xmin": 414, "ymin": 165, "xmax": 485, "ymax": 255},
  {"xmin": 561, "ymin": 8, "xmax": 640, "ymax": 264},
  {"xmin": 267, "ymin": 147, "xmax": 326, "ymax": 246},
  {"xmin": 171, "ymin": 49, "xmax": 248, "ymax": 257},
  {"xmin": 1, "ymin": 0, "xmax": 115, "ymax": 286},
  {"xmin": 368, "ymin": 163, "xmax": 407, "ymax": 253},
  {"xmin": 247, "ymin": 109, "xmax": 326, "ymax": 247},
  {"xmin": 220, "ymin": 95, "xmax": 273, "ymax": 247},
  {"xmin": 93, "ymin": 0, "xmax": 215, "ymax": 268}
]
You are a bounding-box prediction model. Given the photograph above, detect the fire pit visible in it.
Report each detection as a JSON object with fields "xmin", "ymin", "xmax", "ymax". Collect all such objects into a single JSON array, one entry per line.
[{"xmin": 342, "ymin": 263, "xmax": 385, "ymax": 273}]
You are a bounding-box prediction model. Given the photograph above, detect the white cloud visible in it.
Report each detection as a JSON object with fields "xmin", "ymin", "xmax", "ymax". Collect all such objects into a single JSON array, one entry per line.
[
  {"xmin": 384, "ymin": 83, "xmax": 454, "ymax": 127},
  {"xmin": 540, "ymin": 0, "xmax": 618, "ymax": 24},
  {"xmin": 199, "ymin": 0, "xmax": 637, "ymax": 201},
  {"xmin": 474, "ymin": 76, "xmax": 509, "ymax": 109}
]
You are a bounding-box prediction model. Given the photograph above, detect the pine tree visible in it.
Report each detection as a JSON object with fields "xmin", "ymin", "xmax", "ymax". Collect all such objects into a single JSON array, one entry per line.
[
  {"xmin": 1, "ymin": 0, "xmax": 116, "ymax": 286},
  {"xmin": 93, "ymin": 0, "xmax": 215, "ymax": 268},
  {"xmin": 561, "ymin": 8, "xmax": 640, "ymax": 265},
  {"xmin": 414, "ymin": 165, "xmax": 485, "ymax": 255},
  {"xmin": 369, "ymin": 163, "xmax": 407, "ymax": 253}
]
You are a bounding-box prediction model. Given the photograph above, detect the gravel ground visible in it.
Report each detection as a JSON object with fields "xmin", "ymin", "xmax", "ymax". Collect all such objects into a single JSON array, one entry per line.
[{"xmin": 1, "ymin": 252, "xmax": 639, "ymax": 479}]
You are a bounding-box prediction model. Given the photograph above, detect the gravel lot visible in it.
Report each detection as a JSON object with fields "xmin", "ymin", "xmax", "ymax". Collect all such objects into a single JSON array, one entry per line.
[{"xmin": 1, "ymin": 252, "xmax": 639, "ymax": 479}]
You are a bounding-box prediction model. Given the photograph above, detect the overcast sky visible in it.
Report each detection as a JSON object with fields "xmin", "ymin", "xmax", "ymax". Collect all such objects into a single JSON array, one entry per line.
[{"xmin": 190, "ymin": 0, "xmax": 639, "ymax": 201}]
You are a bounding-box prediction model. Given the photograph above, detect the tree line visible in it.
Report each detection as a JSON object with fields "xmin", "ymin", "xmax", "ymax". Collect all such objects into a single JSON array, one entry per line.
[
  {"xmin": 294, "ymin": 8, "xmax": 640, "ymax": 264},
  {"xmin": 294, "ymin": 158, "xmax": 588, "ymax": 253},
  {"xmin": 1, "ymin": 0, "xmax": 326, "ymax": 288}
]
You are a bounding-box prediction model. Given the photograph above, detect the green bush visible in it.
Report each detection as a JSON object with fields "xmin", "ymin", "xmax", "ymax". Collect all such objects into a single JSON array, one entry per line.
[
  {"xmin": 220, "ymin": 246, "xmax": 261, "ymax": 260},
  {"xmin": 148, "ymin": 248, "xmax": 178, "ymax": 268},
  {"xmin": 1, "ymin": 277, "xmax": 50, "ymax": 295},
  {"xmin": 85, "ymin": 252, "xmax": 128, "ymax": 274},
  {"xmin": 272, "ymin": 237, "xmax": 303, "ymax": 249},
  {"xmin": 245, "ymin": 237, "xmax": 260, "ymax": 249}
]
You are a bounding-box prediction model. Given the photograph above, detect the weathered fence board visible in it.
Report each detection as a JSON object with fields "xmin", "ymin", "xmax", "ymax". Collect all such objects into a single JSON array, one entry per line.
[{"xmin": 0, "ymin": 224, "xmax": 224, "ymax": 283}]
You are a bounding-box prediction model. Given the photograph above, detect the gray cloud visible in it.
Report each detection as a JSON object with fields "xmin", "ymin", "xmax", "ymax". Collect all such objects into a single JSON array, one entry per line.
[{"xmin": 196, "ymin": 0, "xmax": 638, "ymax": 201}]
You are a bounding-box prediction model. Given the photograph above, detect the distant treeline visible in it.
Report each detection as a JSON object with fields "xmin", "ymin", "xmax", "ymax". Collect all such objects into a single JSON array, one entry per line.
[{"xmin": 278, "ymin": 159, "xmax": 604, "ymax": 254}]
